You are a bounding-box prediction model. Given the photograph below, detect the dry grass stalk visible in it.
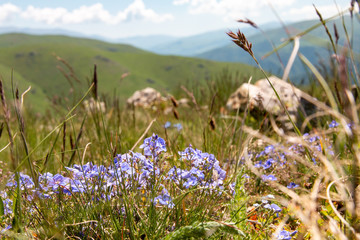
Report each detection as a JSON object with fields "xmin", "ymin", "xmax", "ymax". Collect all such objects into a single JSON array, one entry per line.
[
  {"xmin": 55, "ymin": 55, "xmax": 81, "ymax": 83},
  {"xmin": 314, "ymin": 5, "xmax": 337, "ymax": 54},
  {"xmin": 93, "ymin": 64, "xmax": 98, "ymax": 100},
  {"xmin": 0, "ymin": 78, "xmax": 16, "ymax": 170}
]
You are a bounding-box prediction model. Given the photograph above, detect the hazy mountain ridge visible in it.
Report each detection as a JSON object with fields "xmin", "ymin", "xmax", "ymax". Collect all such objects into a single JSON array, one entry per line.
[
  {"xmin": 197, "ymin": 17, "xmax": 360, "ymax": 82},
  {"xmin": 0, "ymin": 21, "xmax": 282, "ymax": 55}
]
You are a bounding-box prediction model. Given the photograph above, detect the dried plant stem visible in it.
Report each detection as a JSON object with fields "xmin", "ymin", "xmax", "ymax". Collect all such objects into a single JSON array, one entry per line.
[
  {"xmin": 131, "ymin": 118, "xmax": 156, "ymax": 152},
  {"xmin": 81, "ymin": 142, "xmax": 92, "ymax": 166},
  {"xmin": 0, "ymin": 133, "xmax": 17, "ymax": 153},
  {"xmin": 282, "ymin": 37, "xmax": 300, "ymax": 81},
  {"xmin": 326, "ymin": 177, "xmax": 357, "ymax": 235}
]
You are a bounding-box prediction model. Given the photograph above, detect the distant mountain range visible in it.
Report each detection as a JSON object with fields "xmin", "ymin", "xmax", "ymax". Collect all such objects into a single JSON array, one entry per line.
[{"xmin": 197, "ymin": 17, "xmax": 360, "ymax": 82}]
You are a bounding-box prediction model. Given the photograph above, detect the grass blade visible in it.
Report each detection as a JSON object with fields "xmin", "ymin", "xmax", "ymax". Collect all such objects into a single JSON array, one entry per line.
[
  {"xmin": 0, "ymin": 195, "xmax": 4, "ymax": 216},
  {"xmin": 298, "ymin": 53, "xmax": 339, "ymax": 112}
]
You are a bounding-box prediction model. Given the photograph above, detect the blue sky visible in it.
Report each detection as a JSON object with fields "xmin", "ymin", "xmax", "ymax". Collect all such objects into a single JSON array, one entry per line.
[{"xmin": 0, "ymin": 0, "xmax": 353, "ymax": 39}]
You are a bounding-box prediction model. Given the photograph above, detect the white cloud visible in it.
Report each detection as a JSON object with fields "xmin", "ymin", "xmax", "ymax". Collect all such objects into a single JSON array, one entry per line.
[
  {"xmin": 172, "ymin": 0, "xmax": 296, "ymax": 21},
  {"xmin": 173, "ymin": 0, "xmax": 190, "ymax": 5},
  {"xmin": 119, "ymin": 0, "xmax": 174, "ymax": 23},
  {"xmin": 2, "ymin": 1, "xmax": 173, "ymax": 25},
  {"xmin": 0, "ymin": 3, "xmax": 21, "ymax": 22},
  {"xmin": 282, "ymin": 4, "xmax": 350, "ymax": 21}
]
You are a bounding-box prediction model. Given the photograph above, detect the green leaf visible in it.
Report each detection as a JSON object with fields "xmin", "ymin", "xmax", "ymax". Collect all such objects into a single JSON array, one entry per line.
[
  {"xmin": 162, "ymin": 221, "xmax": 245, "ymax": 240},
  {"xmin": 12, "ymin": 172, "xmax": 22, "ymax": 233},
  {"xmin": 0, "ymin": 195, "xmax": 4, "ymax": 216}
]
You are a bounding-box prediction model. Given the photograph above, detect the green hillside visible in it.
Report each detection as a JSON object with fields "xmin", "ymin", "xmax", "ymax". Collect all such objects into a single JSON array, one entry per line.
[
  {"xmin": 0, "ymin": 63, "xmax": 49, "ymax": 112},
  {"xmin": 0, "ymin": 33, "xmax": 262, "ymax": 112}
]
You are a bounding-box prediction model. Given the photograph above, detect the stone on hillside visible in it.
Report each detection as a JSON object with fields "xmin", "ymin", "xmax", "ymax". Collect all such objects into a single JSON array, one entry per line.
[
  {"xmin": 226, "ymin": 76, "xmax": 317, "ymax": 130},
  {"xmin": 127, "ymin": 87, "xmax": 166, "ymax": 108}
]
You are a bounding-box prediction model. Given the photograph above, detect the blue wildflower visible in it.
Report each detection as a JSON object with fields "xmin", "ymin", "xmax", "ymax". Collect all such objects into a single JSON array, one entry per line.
[
  {"xmin": 254, "ymin": 161, "xmax": 262, "ymax": 168},
  {"xmin": 261, "ymin": 174, "xmax": 277, "ymax": 181},
  {"xmin": 183, "ymin": 175, "xmax": 199, "ymax": 188},
  {"xmin": 0, "ymin": 224, "xmax": 12, "ymax": 234},
  {"xmin": 173, "ymin": 123, "xmax": 182, "ymax": 131},
  {"xmin": 164, "ymin": 121, "xmax": 171, "ymax": 129},
  {"xmin": 264, "ymin": 203, "xmax": 282, "ymax": 212},
  {"xmin": 262, "ymin": 159, "xmax": 273, "ymax": 169},
  {"xmin": 0, "ymin": 192, "xmax": 13, "ymax": 215},
  {"xmin": 329, "ymin": 120, "xmax": 339, "ymax": 128},
  {"xmin": 153, "ymin": 189, "xmax": 175, "ymax": 208},
  {"xmin": 287, "ymin": 182, "xmax": 299, "ymax": 189},
  {"xmin": 6, "ymin": 173, "xmax": 35, "ymax": 190},
  {"xmin": 140, "ymin": 134, "xmax": 166, "ymax": 158},
  {"xmin": 49, "ymin": 174, "xmax": 70, "ymax": 192},
  {"xmin": 264, "ymin": 145, "xmax": 275, "ymax": 154},
  {"xmin": 276, "ymin": 229, "xmax": 297, "ymax": 239},
  {"xmin": 230, "ymin": 182, "xmax": 236, "ymax": 195}
]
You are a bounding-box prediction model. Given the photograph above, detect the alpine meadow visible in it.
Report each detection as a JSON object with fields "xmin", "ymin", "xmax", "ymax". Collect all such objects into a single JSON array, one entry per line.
[{"xmin": 0, "ymin": 1, "xmax": 360, "ymax": 240}]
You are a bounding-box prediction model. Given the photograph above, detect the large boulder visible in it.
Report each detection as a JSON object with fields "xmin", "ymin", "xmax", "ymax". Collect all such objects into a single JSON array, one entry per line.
[
  {"xmin": 226, "ymin": 76, "xmax": 317, "ymax": 129},
  {"xmin": 127, "ymin": 87, "xmax": 166, "ymax": 108}
]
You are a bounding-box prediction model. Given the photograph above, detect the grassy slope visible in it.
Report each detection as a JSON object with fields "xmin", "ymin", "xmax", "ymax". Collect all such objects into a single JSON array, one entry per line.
[
  {"xmin": 0, "ymin": 34, "xmax": 262, "ymax": 112},
  {"xmin": 0, "ymin": 63, "xmax": 48, "ymax": 112}
]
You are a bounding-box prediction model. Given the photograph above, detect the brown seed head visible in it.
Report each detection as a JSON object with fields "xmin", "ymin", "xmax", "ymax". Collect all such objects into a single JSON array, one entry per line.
[
  {"xmin": 209, "ymin": 117, "xmax": 216, "ymax": 131},
  {"xmin": 227, "ymin": 30, "xmax": 254, "ymax": 56},
  {"xmin": 170, "ymin": 96, "xmax": 178, "ymax": 108},
  {"xmin": 173, "ymin": 109, "xmax": 179, "ymax": 120},
  {"xmin": 333, "ymin": 23, "xmax": 339, "ymax": 45},
  {"xmin": 237, "ymin": 18, "xmax": 258, "ymax": 28}
]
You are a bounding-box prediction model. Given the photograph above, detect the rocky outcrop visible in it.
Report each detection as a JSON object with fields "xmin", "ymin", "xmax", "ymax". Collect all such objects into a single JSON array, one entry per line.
[
  {"xmin": 226, "ymin": 76, "xmax": 317, "ymax": 129},
  {"xmin": 127, "ymin": 87, "xmax": 166, "ymax": 108}
]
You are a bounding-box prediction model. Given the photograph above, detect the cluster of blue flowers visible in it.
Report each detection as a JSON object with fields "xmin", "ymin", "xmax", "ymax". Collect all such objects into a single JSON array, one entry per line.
[
  {"xmin": 167, "ymin": 145, "xmax": 226, "ymax": 191},
  {"xmin": 276, "ymin": 229, "xmax": 298, "ymax": 240},
  {"xmin": 241, "ymin": 121, "xmax": 342, "ymax": 240},
  {"xmin": 252, "ymin": 195, "xmax": 281, "ymax": 214},
  {"xmin": 164, "ymin": 121, "xmax": 182, "ymax": 131},
  {"xmin": 0, "ymin": 134, "xmax": 227, "ymax": 222},
  {"xmin": 253, "ymin": 144, "xmax": 287, "ymax": 171},
  {"xmin": 249, "ymin": 125, "xmax": 337, "ymax": 189}
]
